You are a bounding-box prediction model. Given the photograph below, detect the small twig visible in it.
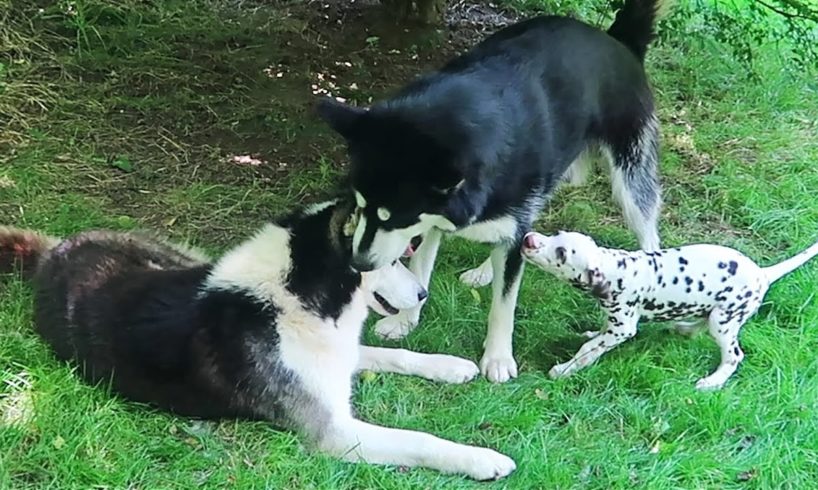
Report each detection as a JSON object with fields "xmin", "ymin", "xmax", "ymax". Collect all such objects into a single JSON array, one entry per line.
[{"xmin": 755, "ymin": 0, "xmax": 818, "ymax": 22}]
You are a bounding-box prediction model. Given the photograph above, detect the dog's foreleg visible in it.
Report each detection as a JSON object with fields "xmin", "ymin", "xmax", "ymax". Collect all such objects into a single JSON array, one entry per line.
[
  {"xmin": 549, "ymin": 311, "xmax": 638, "ymax": 379},
  {"xmin": 318, "ymin": 417, "xmax": 515, "ymax": 480},
  {"xmin": 357, "ymin": 346, "xmax": 478, "ymax": 384},
  {"xmin": 373, "ymin": 229, "xmax": 442, "ymax": 340},
  {"xmin": 479, "ymin": 245, "xmax": 524, "ymax": 383}
]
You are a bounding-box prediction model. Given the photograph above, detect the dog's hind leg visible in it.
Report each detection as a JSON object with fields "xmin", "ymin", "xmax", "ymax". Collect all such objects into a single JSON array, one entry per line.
[
  {"xmin": 318, "ymin": 416, "xmax": 515, "ymax": 480},
  {"xmin": 560, "ymin": 146, "xmax": 595, "ymax": 187},
  {"xmin": 459, "ymin": 256, "xmax": 493, "ymax": 288},
  {"xmin": 373, "ymin": 229, "xmax": 442, "ymax": 340},
  {"xmin": 479, "ymin": 244, "xmax": 525, "ymax": 383},
  {"xmin": 358, "ymin": 346, "xmax": 478, "ymax": 384},
  {"xmin": 606, "ymin": 114, "xmax": 662, "ymax": 251}
]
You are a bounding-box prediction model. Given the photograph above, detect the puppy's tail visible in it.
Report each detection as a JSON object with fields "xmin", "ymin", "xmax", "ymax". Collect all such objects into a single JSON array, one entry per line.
[
  {"xmin": 763, "ymin": 239, "xmax": 818, "ymax": 284},
  {"xmin": 607, "ymin": 0, "xmax": 675, "ymax": 62},
  {"xmin": 0, "ymin": 226, "xmax": 61, "ymax": 279}
]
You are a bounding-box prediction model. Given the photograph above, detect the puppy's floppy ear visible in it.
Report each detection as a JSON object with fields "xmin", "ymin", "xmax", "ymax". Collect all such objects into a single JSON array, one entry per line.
[
  {"xmin": 586, "ymin": 267, "xmax": 611, "ymax": 300},
  {"xmin": 315, "ymin": 97, "xmax": 366, "ymax": 140},
  {"xmin": 555, "ymin": 246, "xmax": 567, "ymax": 264}
]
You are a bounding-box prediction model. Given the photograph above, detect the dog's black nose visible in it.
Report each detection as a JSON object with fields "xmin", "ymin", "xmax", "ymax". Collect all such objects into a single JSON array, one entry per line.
[
  {"xmin": 417, "ymin": 289, "xmax": 428, "ymax": 302},
  {"xmin": 351, "ymin": 255, "xmax": 375, "ymax": 272}
]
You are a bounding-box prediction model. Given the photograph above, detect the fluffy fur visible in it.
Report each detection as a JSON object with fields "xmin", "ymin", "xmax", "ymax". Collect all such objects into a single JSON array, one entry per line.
[
  {"xmin": 521, "ymin": 230, "xmax": 818, "ymax": 390},
  {"xmin": 316, "ymin": 0, "xmax": 672, "ymax": 382},
  {"xmin": 0, "ymin": 202, "xmax": 516, "ymax": 480}
]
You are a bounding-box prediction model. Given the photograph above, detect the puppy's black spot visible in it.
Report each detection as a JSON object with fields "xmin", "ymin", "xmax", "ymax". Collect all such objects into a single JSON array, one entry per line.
[
  {"xmin": 698, "ymin": 281, "xmax": 705, "ymax": 292},
  {"xmin": 555, "ymin": 246, "xmax": 567, "ymax": 264},
  {"xmin": 733, "ymin": 347, "xmax": 741, "ymax": 356},
  {"xmin": 672, "ymin": 277, "xmax": 679, "ymax": 285},
  {"xmin": 718, "ymin": 262, "xmax": 727, "ymax": 269},
  {"xmin": 728, "ymin": 261, "xmax": 738, "ymax": 275},
  {"xmin": 679, "ymin": 257, "xmax": 688, "ymax": 265},
  {"xmin": 685, "ymin": 277, "xmax": 693, "ymax": 285},
  {"xmin": 617, "ymin": 259, "xmax": 627, "ymax": 269},
  {"xmin": 680, "ymin": 267, "xmax": 686, "ymax": 273},
  {"xmin": 744, "ymin": 290, "xmax": 752, "ymax": 298},
  {"xmin": 657, "ymin": 274, "xmax": 663, "ymax": 284}
]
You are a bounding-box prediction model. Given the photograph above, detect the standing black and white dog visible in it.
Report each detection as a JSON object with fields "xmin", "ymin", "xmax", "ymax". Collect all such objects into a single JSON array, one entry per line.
[
  {"xmin": 521, "ymin": 230, "xmax": 818, "ymax": 390},
  {"xmin": 0, "ymin": 200, "xmax": 515, "ymax": 480},
  {"xmin": 316, "ymin": 0, "xmax": 671, "ymax": 382}
]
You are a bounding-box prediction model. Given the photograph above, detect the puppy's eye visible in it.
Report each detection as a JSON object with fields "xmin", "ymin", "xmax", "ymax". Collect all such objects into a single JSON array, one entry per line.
[
  {"xmin": 377, "ymin": 207, "xmax": 391, "ymax": 222},
  {"xmin": 391, "ymin": 259, "xmax": 397, "ymax": 266}
]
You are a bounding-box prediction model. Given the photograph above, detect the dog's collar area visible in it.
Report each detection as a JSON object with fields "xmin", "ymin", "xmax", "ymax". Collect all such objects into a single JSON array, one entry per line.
[{"xmin": 373, "ymin": 292, "xmax": 399, "ymax": 315}]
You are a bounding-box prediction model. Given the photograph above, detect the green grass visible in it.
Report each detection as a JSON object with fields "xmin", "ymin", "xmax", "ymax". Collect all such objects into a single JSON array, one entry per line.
[{"xmin": 2, "ymin": 0, "xmax": 818, "ymax": 488}]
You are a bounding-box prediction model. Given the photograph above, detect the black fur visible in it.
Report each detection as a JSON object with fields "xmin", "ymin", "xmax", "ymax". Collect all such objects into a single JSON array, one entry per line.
[
  {"xmin": 317, "ymin": 0, "xmax": 665, "ymax": 283},
  {"xmin": 27, "ymin": 202, "xmax": 359, "ymax": 431}
]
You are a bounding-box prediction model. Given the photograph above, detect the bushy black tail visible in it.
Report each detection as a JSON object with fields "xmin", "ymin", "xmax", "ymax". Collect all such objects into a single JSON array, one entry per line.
[
  {"xmin": 607, "ymin": 0, "xmax": 674, "ymax": 62},
  {"xmin": 0, "ymin": 226, "xmax": 60, "ymax": 278}
]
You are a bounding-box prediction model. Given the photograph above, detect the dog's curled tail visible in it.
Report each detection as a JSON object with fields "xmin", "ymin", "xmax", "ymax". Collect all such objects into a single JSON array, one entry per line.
[
  {"xmin": 0, "ymin": 226, "xmax": 61, "ymax": 278},
  {"xmin": 607, "ymin": 0, "xmax": 675, "ymax": 62},
  {"xmin": 763, "ymin": 239, "xmax": 818, "ymax": 284}
]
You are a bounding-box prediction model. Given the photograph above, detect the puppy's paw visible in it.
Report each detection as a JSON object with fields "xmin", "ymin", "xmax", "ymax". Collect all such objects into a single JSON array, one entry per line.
[
  {"xmin": 548, "ymin": 362, "xmax": 575, "ymax": 379},
  {"xmin": 374, "ymin": 315, "xmax": 417, "ymax": 340},
  {"xmin": 695, "ymin": 376, "xmax": 726, "ymax": 391},
  {"xmin": 479, "ymin": 353, "xmax": 518, "ymax": 383},
  {"xmin": 581, "ymin": 330, "xmax": 600, "ymax": 339},
  {"xmin": 459, "ymin": 260, "xmax": 493, "ymax": 288},
  {"xmin": 458, "ymin": 447, "xmax": 517, "ymax": 481},
  {"xmin": 420, "ymin": 355, "xmax": 479, "ymax": 384}
]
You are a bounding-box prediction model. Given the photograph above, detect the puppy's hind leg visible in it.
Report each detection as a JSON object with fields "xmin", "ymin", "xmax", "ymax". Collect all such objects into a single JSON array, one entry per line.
[
  {"xmin": 374, "ymin": 229, "xmax": 443, "ymax": 340},
  {"xmin": 607, "ymin": 115, "xmax": 662, "ymax": 251},
  {"xmin": 695, "ymin": 306, "xmax": 755, "ymax": 391}
]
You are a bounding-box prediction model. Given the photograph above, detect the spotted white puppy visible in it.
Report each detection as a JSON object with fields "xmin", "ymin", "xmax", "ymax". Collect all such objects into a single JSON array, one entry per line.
[{"xmin": 521, "ymin": 230, "xmax": 818, "ymax": 390}]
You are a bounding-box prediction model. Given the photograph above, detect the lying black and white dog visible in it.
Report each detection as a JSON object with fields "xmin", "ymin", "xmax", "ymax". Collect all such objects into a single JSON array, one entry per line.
[
  {"xmin": 0, "ymin": 201, "xmax": 515, "ymax": 480},
  {"xmin": 521, "ymin": 230, "xmax": 818, "ymax": 390},
  {"xmin": 316, "ymin": 0, "xmax": 671, "ymax": 382}
]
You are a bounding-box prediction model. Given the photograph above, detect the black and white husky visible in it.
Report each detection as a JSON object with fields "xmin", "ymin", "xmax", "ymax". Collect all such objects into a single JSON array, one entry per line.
[
  {"xmin": 0, "ymin": 200, "xmax": 516, "ymax": 480},
  {"xmin": 316, "ymin": 0, "xmax": 672, "ymax": 382}
]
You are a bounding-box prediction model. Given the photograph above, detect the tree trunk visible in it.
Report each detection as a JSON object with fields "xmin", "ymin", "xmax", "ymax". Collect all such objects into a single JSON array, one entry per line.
[{"xmin": 381, "ymin": 0, "xmax": 447, "ymax": 25}]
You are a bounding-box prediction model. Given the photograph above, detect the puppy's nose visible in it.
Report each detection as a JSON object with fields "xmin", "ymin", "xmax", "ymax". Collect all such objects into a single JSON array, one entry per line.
[
  {"xmin": 417, "ymin": 288, "xmax": 428, "ymax": 302},
  {"xmin": 523, "ymin": 233, "xmax": 539, "ymax": 249}
]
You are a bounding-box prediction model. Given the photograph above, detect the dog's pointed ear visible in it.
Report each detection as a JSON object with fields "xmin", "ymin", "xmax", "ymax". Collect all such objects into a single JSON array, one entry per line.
[
  {"xmin": 315, "ymin": 97, "xmax": 366, "ymax": 140},
  {"xmin": 586, "ymin": 267, "xmax": 611, "ymax": 300}
]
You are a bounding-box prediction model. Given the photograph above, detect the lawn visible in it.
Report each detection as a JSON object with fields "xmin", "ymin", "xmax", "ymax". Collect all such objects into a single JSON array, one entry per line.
[{"xmin": 1, "ymin": 0, "xmax": 817, "ymax": 488}]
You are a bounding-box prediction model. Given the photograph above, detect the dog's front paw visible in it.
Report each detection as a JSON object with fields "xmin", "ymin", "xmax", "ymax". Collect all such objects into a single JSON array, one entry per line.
[
  {"xmin": 548, "ymin": 362, "xmax": 575, "ymax": 379},
  {"xmin": 421, "ymin": 355, "xmax": 479, "ymax": 384},
  {"xmin": 479, "ymin": 353, "xmax": 518, "ymax": 383},
  {"xmin": 459, "ymin": 260, "xmax": 493, "ymax": 288},
  {"xmin": 374, "ymin": 314, "xmax": 417, "ymax": 340},
  {"xmin": 458, "ymin": 447, "xmax": 517, "ymax": 481}
]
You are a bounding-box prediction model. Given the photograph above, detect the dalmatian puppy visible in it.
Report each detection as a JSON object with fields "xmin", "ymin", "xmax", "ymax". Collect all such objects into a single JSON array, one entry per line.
[{"xmin": 521, "ymin": 230, "xmax": 818, "ymax": 390}]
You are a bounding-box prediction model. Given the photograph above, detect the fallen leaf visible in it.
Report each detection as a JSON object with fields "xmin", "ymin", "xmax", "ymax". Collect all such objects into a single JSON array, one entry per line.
[
  {"xmin": 359, "ymin": 370, "xmax": 376, "ymax": 383},
  {"xmin": 53, "ymin": 435, "xmax": 65, "ymax": 449},
  {"xmin": 0, "ymin": 175, "xmax": 15, "ymax": 188},
  {"xmin": 469, "ymin": 288, "xmax": 481, "ymax": 304},
  {"xmin": 230, "ymin": 155, "xmax": 265, "ymax": 166},
  {"xmin": 111, "ymin": 156, "xmax": 134, "ymax": 173},
  {"xmin": 649, "ymin": 441, "xmax": 660, "ymax": 454},
  {"xmin": 534, "ymin": 388, "xmax": 548, "ymax": 400}
]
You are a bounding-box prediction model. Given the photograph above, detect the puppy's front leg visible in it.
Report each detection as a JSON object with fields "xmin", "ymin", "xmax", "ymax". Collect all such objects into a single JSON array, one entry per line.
[
  {"xmin": 550, "ymin": 311, "xmax": 638, "ymax": 379},
  {"xmin": 374, "ymin": 229, "xmax": 443, "ymax": 340},
  {"xmin": 480, "ymin": 245, "xmax": 525, "ymax": 383},
  {"xmin": 358, "ymin": 346, "xmax": 479, "ymax": 384},
  {"xmin": 319, "ymin": 417, "xmax": 516, "ymax": 481}
]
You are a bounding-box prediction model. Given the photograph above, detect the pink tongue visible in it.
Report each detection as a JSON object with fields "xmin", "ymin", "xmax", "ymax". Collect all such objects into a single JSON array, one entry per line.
[{"xmin": 403, "ymin": 244, "xmax": 415, "ymax": 257}]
